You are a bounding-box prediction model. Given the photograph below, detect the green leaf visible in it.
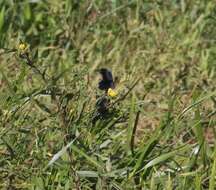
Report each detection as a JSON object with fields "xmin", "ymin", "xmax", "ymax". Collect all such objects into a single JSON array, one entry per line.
[
  {"xmin": 138, "ymin": 145, "xmax": 190, "ymax": 172},
  {"xmin": 77, "ymin": 170, "xmax": 99, "ymax": 178},
  {"xmin": 70, "ymin": 144, "xmax": 103, "ymax": 169},
  {"xmin": 23, "ymin": 3, "xmax": 31, "ymax": 20},
  {"xmin": 31, "ymin": 177, "xmax": 44, "ymax": 190},
  {"xmin": 178, "ymin": 91, "xmax": 216, "ymax": 119},
  {"xmin": 47, "ymin": 138, "xmax": 78, "ymax": 167},
  {"xmin": 209, "ymin": 148, "xmax": 216, "ymax": 190},
  {"xmin": 0, "ymin": 6, "xmax": 5, "ymax": 33},
  {"xmin": 191, "ymin": 92, "xmax": 207, "ymax": 166},
  {"xmin": 129, "ymin": 129, "xmax": 160, "ymax": 178}
]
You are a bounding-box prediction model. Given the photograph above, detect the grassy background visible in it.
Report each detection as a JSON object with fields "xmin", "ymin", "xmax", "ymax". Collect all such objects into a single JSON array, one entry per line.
[{"xmin": 1, "ymin": 0, "xmax": 216, "ymax": 189}]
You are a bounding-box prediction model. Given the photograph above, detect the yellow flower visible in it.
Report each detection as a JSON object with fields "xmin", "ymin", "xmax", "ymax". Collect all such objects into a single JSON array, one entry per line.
[
  {"xmin": 107, "ymin": 88, "xmax": 117, "ymax": 98},
  {"xmin": 18, "ymin": 43, "xmax": 28, "ymax": 52}
]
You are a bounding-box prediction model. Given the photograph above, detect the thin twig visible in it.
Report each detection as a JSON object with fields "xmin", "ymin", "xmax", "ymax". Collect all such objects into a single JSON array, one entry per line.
[{"xmin": 130, "ymin": 93, "xmax": 147, "ymax": 155}]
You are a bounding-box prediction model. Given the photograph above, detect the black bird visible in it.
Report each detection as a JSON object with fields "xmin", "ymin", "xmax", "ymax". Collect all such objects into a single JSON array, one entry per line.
[
  {"xmin": 92, "ymin": 96, "xmax": 109, "ymax": 124},
  {"xmin": 98, "ymin": 68, "xmax": 115, "ymax": 91},
  {"xmin": 92, "ymin": 68, "xmax": 117, "ymax": 124}
]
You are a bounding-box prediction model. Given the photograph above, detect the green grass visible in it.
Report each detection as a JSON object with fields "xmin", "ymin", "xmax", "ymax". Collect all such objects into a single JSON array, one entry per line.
[{"xmin": 1, "ymin": 0, "xmax": 216, "ymax": 189}]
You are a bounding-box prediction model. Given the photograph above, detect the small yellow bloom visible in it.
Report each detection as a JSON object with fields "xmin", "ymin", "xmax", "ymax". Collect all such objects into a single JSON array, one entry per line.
[
  {"xmin": 18, "ymin": 43, "xmax": 28, "ymax": 52},
  {"xmin": 107, "ymin": 88, "xmax": 117, "ymax": 97}
]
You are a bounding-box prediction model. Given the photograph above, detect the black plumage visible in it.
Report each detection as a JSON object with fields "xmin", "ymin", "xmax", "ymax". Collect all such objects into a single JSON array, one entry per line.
[
  {"xmin": 98, "ymin": 68, "xmax": 115, "ymax": 91},
  {"xmin": 92, "ymin": 68, "xmax": 116, "ymax": 124}
]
